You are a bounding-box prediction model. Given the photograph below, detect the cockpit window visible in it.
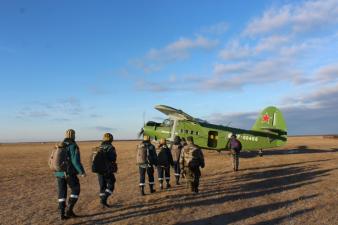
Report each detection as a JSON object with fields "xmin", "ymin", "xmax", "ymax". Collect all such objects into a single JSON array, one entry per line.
[{"xmin": 162, "ymin": 119, "xmax": 173, "ymax": 127}]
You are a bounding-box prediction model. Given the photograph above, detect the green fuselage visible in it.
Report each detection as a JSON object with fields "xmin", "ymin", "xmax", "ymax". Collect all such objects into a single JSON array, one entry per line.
[{"xmin": 143, "ymin": 120, "xmax": 287, "ymax": 151}]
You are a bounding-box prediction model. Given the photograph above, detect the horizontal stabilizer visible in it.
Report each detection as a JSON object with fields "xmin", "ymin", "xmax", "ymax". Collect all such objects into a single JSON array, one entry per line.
[{"xmin": 260, "ymin": 127, "xmax": 287, "ymax": 135}]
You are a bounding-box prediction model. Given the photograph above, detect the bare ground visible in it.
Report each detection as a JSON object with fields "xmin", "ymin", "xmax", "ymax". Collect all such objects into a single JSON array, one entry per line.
[{"xmin": 0, "ymin": 136, "xmax": 337, "ymax": 225}]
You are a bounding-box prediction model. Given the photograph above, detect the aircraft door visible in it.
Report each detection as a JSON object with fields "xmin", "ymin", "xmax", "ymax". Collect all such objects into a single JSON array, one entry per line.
[{"xmin": 208, "ymin": 131, "xmax": 218, "ymax": 148}]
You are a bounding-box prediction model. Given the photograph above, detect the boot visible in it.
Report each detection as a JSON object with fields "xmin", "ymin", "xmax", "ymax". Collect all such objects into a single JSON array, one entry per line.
[
  {"xmin": 175, "ymin": 176, "xmax": 180, "ymax": 185},
  {"xmin": 190, "ymin": 183, "xmax": 195, "ymax": 192},
  {"xmin": 140, "ymin": 186, "xmax": 145, "ymax": 196},
  {"xmin": 232, "ymin": 155, "xmax": 236, "ymax": 171},
  {"xmin": 194, "ymin": 185, "xmax": 199, "ymax": 194},
  {"xmin": 66, "ymin": 198, "xmax": 78, "ymax": 218},
  {"xmin": 149, "ymin": 184, "xmax": 156, "ymax": 193},
  {"xmin": 166, "ymin": 181, "xmax": 171, "ymax": 189},
  {"xmin": 100, "ymin": 195, "xmax": 110, "ymax": 208},
  {"xmin": 236, "ymin": 157, "xmax": 239, "ymax": 171},
  {"xmin": 58, "ymin": 202, "xmax": 68, "ymax": 220}
]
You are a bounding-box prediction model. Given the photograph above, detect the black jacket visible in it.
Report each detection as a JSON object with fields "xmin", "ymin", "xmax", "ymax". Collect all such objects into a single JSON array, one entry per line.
[
  {"xmin": 144, "ymin": 141, "xmax": 158, "ymax": 166},
  {"xmin": 157, "ymin": 144, "xmax": 174, "ymax": 167}
]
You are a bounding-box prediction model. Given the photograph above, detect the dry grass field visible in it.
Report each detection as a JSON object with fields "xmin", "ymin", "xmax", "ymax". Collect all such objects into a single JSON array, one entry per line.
[{"xmin": 0, "ymin": 136, "xmax": 337, "ymax": 225}]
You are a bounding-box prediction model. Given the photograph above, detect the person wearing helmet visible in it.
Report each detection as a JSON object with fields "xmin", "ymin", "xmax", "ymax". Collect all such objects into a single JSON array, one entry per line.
[
  {"xmin": 136, "ymin": 135, "xmax": 158, "ymax": 195},
  {"xmin": 157, "ymin": 138, "xmax": 174, "ymax": 190},
  {"xmin": 97, "ymin": 133, "xmax": 117, "ymax": 208},
  {"xmin": 55, "ymin": 129, "xmax": 86, "ymax": 220},
  {"xmin": 228, "ymin": 134, "xmax": 242, "ymax": 171},
  {"xmin": 180, "ymin": 136, "xmax": 204, "ymax": 194}
]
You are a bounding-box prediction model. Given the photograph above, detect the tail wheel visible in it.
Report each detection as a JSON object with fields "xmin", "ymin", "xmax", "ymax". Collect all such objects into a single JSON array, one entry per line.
[{"xmin": 258, "ymin": 149, "xmax": 263, "ymax": 157}]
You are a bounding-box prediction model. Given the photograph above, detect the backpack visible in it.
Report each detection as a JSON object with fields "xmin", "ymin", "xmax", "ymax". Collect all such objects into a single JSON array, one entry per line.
[
  {"xmin": 91, "ymin": 146, "xmax": 111, "ymax": 174},
  {"xmin": 171, "ymin": 144, "xmax": 182, "ymax": 162},
  {"xmin": 136, "ymin": 143, "xmax": 148, "ymax": 164},
  {"xmin": 183, "ymin": 145, "xmax": 201, "ymax": 169},
  {"xmin": 48, "ymin": 144, "xmax": 70, "ymax": 172},
  {"xmin": 230, "ymin": 139, "xmax": 241, "ymax": 151},
  {"xmin": 157, "ymin": 146, "xmax": 169, "ymax": 166}
]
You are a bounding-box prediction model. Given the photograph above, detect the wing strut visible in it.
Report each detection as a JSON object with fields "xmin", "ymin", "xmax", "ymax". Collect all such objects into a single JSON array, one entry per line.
[{"xmin": 169, "ymin": 119, "xmax": 178, "ymax": 142}]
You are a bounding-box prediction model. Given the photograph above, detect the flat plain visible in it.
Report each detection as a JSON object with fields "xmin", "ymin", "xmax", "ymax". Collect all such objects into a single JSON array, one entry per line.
[{"xmin": 0, "ymin": 136, "xmax": 337, "ymax": 225}]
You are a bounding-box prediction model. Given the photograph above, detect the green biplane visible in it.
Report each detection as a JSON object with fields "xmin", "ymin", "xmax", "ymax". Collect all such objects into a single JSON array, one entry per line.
[{"xmin": 140, "ymin": 105, "xmax": 287, "ymax": 155}]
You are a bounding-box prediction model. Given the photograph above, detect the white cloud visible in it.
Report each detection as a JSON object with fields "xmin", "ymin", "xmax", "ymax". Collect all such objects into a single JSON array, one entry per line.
[
  {"xmin": 219, "ymin": 40, "xmax": 252, "ymax": 60},
  {"xmin": 132, "ymin": 36, "xmax": 219, "ymax": 73},
  {"xmin": 95, "ymin": 126, "xmax": 117, "ymax": 132},
  {"xmin": 244, "ymin": 5, "xmax": 291, "ymax": 36},
  {"xmin": 213, "ymin": 62, "xmax": 250, "ymax": 75},
  {"xmin": 17, "ymin": 97, "xmax": 84, "ymax": 121},
  {"xmin": 206, "ymin": 84, "xmax": 338, "ymax": 134},
  {"xmin": 243, "ymin": 0, "xmax": 338, "ymax": 36},
  {"xmin": 204, "ymin": 58, "xmax": 301, "ymax": 91},
  {"xmin": 200, "ymin": 22, "xmax": 229, "ymax": 35},
  {"xmin": 255, "ymin": 35, "xmax": 290, "ymax": 52},
  {"xmin": 315, "ymin": 63, "xmax": 338, "ymax": 83},
  {"xmin": 130, "ymin": 0, "xmax": 338, "ymax": 94},
  {"xmin": 146, "ymin": 36, "xmax": 219, "ymax": 61},
  {"xmin": 130, "ymin": 59, "xmax": 163, "ymax": 74}
]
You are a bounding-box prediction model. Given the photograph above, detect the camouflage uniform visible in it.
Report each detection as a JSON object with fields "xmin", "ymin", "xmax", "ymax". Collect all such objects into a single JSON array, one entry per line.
[
  {"xmin": 136, "ymin": 139, "xmax": 158, "ymax": 195},
  {"xmin": 179, "ymin": 137, "xmax": 204, "ymax": 193},
  {"xmin": 171, "ymin": 136, "xmax": 183, "ymax": 185}
]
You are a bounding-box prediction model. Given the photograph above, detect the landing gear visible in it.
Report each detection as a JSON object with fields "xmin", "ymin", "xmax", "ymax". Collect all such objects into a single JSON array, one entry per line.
[{"xmin": 258, "ymin": 149, "xmax": 263, "ymax": 157}]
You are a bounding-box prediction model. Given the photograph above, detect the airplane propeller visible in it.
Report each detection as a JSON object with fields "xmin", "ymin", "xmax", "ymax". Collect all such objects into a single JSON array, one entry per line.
[
  {"xmin": 137, "ymin": 111, "xmax": 146, "ymax": 139},
  {"xmin": 137, "ymin": 128, "xmax": 144, "ymax": 138}
]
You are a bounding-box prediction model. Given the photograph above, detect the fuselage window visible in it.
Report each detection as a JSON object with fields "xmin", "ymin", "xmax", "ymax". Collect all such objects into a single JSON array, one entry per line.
[
  {"xmin": 190, "ymin": 130, "xmax": 194, "ymax": 135},
  {"xmin": 196, "ymin": 131, "xmax": 199, "ymax": 135},
  {"xmin": 185, "ymin": 130, "xmax": 189, "ymax": 134}
]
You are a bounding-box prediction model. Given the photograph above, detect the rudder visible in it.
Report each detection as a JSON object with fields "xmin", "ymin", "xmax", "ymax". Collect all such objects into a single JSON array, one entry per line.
[{"xmin": 252, "ymin": 106, "xmax": 287, "ymax": 139}]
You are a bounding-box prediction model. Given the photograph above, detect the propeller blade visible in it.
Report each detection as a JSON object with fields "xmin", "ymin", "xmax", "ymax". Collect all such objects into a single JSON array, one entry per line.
[{"xmin": 137, "ymin": 128, "xmax": 144, "ymax": 138}]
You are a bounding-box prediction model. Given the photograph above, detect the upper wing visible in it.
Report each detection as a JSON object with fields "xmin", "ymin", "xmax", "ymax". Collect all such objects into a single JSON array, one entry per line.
[{"xmin": 155, "ymin": 105, "xmax": 195, "ymax": 121}]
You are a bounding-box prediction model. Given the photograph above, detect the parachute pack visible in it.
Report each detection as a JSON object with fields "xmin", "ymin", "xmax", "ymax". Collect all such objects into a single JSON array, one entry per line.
[
  {"xmin": 136, "ymin": 143, "xmax": 147, "ymax": 164},
  {"xmin": 91, "ymin": 146, "xmax": 118, "ymax": 174},
  {"xmin": 48, "ymin": 144, "xmax": 70, "ymax": 172},
  {"xmin": 182, "ymin": 145, "xmax": 203, "ymax": 169},
  {"xmin": 230, "ymin": 139, "xmax": 242, "ymax": 152}
]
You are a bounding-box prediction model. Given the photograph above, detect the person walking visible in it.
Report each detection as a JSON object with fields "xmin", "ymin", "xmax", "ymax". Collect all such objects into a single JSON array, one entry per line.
[
  {"xmin": 136, "ymin": 135, "xmax": 158, "ymax": 195},
  {"xmin": 228, "ymin": 134, "xmax": 242, "ymax": 171},
  {"xmin": 180, "ymin": 136, "xmax": 204, "ymax": 194},
  {"xmin": 157, "ymin": 138, "xmax": 174, "ymax": 190},
  {"xmin": 55, "ymin": 129, "xmax": 86, "ymax": 220},
  {"xmin": 95, "ymin": 133, "xmax": 117, "ymax": 208},
  {"xmin": 171, "ymin": 136, "xmax": 183, "ymax": 185}
]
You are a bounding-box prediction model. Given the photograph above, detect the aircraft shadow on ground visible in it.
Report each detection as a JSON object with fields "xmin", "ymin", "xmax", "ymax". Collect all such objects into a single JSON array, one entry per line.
[
  {"xmin": 239, "ymin": 147, "xmax": 338, "ymax": 158},
  {"xmin": 72, "ymin": 159, "xmax": 335, "ymax": 225},
  {"xmin": 241, "ymin": 159, "xmax": 332, "ymax": 171},
  {"xmin": 176, "ymin": 196, "xmax": 316, "ymax": 225}
]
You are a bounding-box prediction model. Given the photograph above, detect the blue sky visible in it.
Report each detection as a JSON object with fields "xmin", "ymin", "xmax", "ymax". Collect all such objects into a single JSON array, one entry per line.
[{"xmin": 1, "ymin": 0, "xmax": 337, "ymax": 142}]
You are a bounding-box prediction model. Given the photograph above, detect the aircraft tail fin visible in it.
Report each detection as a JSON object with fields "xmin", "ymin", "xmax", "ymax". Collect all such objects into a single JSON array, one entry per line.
[{"xmin": 251, "ymin": 106, "xmax": 287, "ymax": 136}]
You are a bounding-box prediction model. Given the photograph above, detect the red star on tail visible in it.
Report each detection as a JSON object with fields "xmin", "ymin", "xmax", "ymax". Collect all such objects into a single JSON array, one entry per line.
[{"xmin": 262, "ymin": 114, "xmax": 270, "ymax": 123}]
